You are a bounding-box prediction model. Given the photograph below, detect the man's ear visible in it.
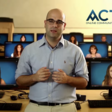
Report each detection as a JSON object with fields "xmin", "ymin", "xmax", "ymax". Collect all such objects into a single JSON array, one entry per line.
[
  {"xmin": 63, "ymin": 23, "xmax": 66, "ymax": 30},
  {"xmin": 44, "ymin": 20, "xmax": 47, "ymax": 27}
]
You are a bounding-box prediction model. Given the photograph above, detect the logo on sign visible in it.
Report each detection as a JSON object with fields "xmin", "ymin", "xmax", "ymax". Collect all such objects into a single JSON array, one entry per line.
[{"xmin": 86, "ymin": 9, "xmax": 112, "ymax": 24}]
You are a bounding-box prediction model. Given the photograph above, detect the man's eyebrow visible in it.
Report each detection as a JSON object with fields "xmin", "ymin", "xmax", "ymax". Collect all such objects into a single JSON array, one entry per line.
[{"xmin": 47, "ymin": 18, "xmax": 63, "ymax": 21}]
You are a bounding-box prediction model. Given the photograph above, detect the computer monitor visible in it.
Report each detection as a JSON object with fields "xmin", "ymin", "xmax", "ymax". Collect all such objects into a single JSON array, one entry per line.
[
  {"xmin": 89, "ymin": 59, "xmax": 112, "ymax": 99},
  {"xmin": 5, "ymin": 42, "xmax": 31, "ymax": 58},
  {"xmin": 13, "ymin": 33, "xmax": 34, "ymax": 42},
  {"xmin": 0, "ymin": 58, "xmax": 18, "ymax": 89},
  {"xmin": 63, "ymin": 33, "xmax": 84, "ymax": 43},
  {"xmin": 93, "ymin": 34, "xmax": 112, "ymax": 45},
  {"xmin": 0, "ymin": 58, "xmax": 29, "ymax": 91},
  {"xmin": 0, "ymin": 33, "xmax": 8, "ymax": 52},
  {"xmin": 78, "ymin": 42, "xmax": 108, "ymax": 58},
  {"xmin": 37, "ymin": 33, "xmax": 44, "ymax": 40}
]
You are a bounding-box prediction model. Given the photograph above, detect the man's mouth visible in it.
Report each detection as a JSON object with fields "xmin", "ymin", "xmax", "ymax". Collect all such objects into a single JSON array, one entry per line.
[{"xmin": 51, "ymin": 30, "xmax": 57, "ymax": 33}]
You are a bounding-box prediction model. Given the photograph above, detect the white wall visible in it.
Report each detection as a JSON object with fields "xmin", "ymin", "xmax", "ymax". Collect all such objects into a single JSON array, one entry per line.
[{"xmin": 0, "ymin": 0, "xmax": 112, "ymax": 39}]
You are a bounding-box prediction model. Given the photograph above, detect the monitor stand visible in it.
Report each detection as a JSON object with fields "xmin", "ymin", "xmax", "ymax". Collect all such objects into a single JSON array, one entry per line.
[{"xmin": 103, "ymin": 89, "xmax": 112, "ymax": 99}]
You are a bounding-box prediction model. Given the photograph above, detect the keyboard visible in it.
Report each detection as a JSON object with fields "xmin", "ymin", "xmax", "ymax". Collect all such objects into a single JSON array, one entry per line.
[
  {"xmin": 74, "ymin": 102, "xmax": 81, "ymax": 110},
  {"xmin": 0, "ymin": 103, "xmax": 22, "ymax": 111},
  {"xmin": 88, "ymin": 100, "xmax": 112, "ymax": 108}
]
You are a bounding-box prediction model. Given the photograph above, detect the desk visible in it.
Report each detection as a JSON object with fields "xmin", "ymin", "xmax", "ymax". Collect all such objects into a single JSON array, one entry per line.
[
  {"xmin": 76, "ymin": 90, "xmax": 112, "ymax": 112},
  {"xmin": 0, "ymin": 90, "xmax": 112, "ymax": 112},
  {"xmin": 0, "ymin": 90, "xmax": 29, "ymax": 112}
]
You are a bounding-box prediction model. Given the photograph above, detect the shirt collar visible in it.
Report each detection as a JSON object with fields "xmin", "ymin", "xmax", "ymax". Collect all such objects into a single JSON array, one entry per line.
[
  {"xmin": 38, "ymin": 34, "xmax": 66, "ymax": 48},
  {"xmin": 38, "ymin": 34, "xmax": 46, "ymax": 47}
]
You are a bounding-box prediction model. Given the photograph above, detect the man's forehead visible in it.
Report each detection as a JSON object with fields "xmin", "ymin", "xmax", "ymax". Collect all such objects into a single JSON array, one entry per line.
[
  {"xmin": 47, "ymin": 13, "xmax": 63, "ymax": 20},
  {"xmin": 46, "ymin": 9, "xmax": 65, "ymax": 21},
  {"xmin": 47, "ymin": 16, "xmax": 63, "ymax": 21}
]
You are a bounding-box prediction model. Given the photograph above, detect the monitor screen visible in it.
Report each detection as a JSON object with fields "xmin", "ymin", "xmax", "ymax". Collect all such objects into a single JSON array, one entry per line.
[
  {"xmin": 5, "ymin": 42, "xmax": 31, "ymax": 58},
  {"xmin": 78, "ymin": 42, "xmax": 108, "ymax": 58},
  {"xmin": 0, "ymin": 33, "xmax": 8, "ymax": 45},
  {"xmin": 0, "ymin": 58, "xmax": 18, "ymax": 89},
  {"xmin": 13, "ymin": 33, "xmax": 34, "ymax": 42},
  {"xmin": 93, "ymin": 34, "xmax": 112, "ymax": 45},
  {"xmin": 37, "ymin": 33, "xmax": 44, "ymax": 40},
  {"xmin": 89, "ymin": 59, "xmax": 112, "ymax": 99},
  {"xmin": 63, "ymin": 33, "xmax": 84, "ymax": 43}
]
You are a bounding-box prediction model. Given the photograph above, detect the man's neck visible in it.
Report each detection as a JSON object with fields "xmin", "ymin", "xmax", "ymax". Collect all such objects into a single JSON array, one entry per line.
[{"xmin": 45, "ymin": 36, "xmax": 61, "ymax": 48}]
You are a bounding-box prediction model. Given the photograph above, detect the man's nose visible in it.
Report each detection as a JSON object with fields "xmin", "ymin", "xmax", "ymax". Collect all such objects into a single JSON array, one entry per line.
[{"xmin": 53, "ymin": 21, "xmax": 58, "ymax": 27}]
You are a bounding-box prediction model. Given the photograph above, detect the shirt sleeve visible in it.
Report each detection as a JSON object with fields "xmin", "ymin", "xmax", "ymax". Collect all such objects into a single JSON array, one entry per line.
[{"xmin": 74, "ymin": 47, "xmax": 89, "ymax": 81}]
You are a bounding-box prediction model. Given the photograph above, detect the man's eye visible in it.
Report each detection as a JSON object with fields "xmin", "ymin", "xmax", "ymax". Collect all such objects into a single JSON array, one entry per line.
[
  {"xmin": 49, "ymin": 19, "xmax": 54, "ymax": 22},
  {"xmin": 57, "ymin": 21, "xmax": 63, "ymax": 24}
]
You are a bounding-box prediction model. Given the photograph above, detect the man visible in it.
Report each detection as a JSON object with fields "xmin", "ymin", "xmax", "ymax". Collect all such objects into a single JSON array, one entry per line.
[
  {"xmin": 101, "ymin": 35, "xmax": 107, "ymax": 42},
  {"xmin": 15, "ymin": 8, "xmax": 88, "ymax": 112}
]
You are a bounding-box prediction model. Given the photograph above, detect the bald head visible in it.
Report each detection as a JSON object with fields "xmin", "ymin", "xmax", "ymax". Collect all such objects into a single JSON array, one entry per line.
[{"xmin": 46, "ymin": 8, "xmax": 66, "ymax": 22}]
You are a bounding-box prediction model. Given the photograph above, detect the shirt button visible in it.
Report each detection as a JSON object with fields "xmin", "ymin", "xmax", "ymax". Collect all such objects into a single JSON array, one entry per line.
[
  {"xmin": 49, "ymin": 94, "xmax": 51, "ymax": 97},
  {"xmin": 49, "ymin": 83, "xmax": 51, "ymax": 86},
  {"xmin": 51, "ymin": 61, "xmax": 52, "ymax": 63}
]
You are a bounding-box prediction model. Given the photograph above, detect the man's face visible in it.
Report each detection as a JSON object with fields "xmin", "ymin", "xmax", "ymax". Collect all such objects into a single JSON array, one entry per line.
[
  {"xmin": 102, "ymin": 36, "xmax": 106, "ymax": 42},
  {"xmin": 44, "ymin": 10, "xmax": 66, "ymax": 40}
]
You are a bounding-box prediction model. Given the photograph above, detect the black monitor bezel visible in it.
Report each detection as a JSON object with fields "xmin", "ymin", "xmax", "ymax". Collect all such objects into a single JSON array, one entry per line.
[{"xmin": 13, "ymin": 33, "xmax": 34, "ymax": 42}]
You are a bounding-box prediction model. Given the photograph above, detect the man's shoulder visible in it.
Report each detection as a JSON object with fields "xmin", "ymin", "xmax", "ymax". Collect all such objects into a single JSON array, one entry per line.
[
  {"xmin": 25, "ymin": 40, "xmax": 41, "ymax": 49},
  {"xmin": 64, "ymin": 39, "xmax": 80, "ymax": 49},
  {"xmin": 21, "ymin": 40, "xmax": 42, "ymax": 56}
]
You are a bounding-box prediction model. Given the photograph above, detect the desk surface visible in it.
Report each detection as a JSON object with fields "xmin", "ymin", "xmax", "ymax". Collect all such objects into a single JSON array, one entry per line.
[
  {"xmin": 0, "ymin": 90, "xmax": 29, "ymax": 112},
  {"xmin": 76, "ymin": 90, "xmax": 112, "ymax": 112},
  {"xmin": 0, "ymin": 90, "xmax": 112, "ymax": 112}
]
